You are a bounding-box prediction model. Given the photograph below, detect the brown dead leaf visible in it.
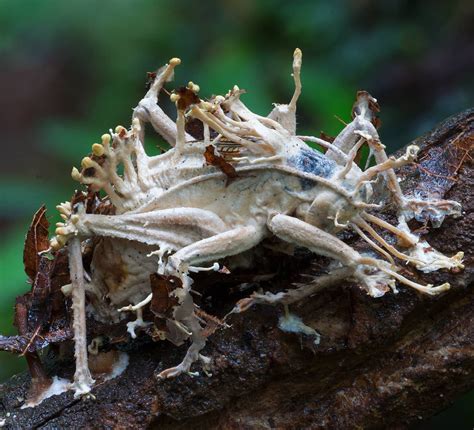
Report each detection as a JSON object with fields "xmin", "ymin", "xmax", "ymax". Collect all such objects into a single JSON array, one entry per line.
[
  {"xmin": 175, "ymin": 86, "xmax": 200, "ymax": 111},
  {"xmin": 150, "ymin": 274, "xmax": 182, "ymax": 317},
  {"xmin": 204, "ymin": 144, "xmax": 239, "ymax": 186},
  {"xmin": 185, "ymin": 116, "xmax": 205, "ymax": 140},
  {"xmin": 23, "ymin": 206, "xmax": 50, "ymax": 280},
  {"xmin": 28, "ymin": 256, "xmax": 54, "ymax": 331},
  {"xmin": 14, "ymin": 254, "xmax": 55, "ymax": 358},
  {"xmin": 14, "ymin": 295, "xmax": 29, "ymax": 335},
  {"xmin": 71, "ymin": 190, "xmax": 87, "ymax": 207},
  {"xmin": 50, "ymin": 247, "xmax": 71, "ymax": 294}
]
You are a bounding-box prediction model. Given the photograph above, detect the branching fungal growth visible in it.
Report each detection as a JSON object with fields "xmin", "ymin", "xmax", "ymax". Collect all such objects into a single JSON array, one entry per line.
[{"xmin": 17, "ymin": 49, "xmax": 466, "ymax": 400}]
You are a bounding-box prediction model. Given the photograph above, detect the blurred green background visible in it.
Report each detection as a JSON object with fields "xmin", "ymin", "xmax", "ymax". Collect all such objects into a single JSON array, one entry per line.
[{"xmin": 0, "ymin": 0, "xmax": 472, "ymax": 425}]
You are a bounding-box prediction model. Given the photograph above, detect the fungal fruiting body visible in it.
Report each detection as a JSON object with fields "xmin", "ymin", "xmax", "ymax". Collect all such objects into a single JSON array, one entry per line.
[{"xmin": 49, "ymin": 49, "xmax": 463, "ymax": 397}]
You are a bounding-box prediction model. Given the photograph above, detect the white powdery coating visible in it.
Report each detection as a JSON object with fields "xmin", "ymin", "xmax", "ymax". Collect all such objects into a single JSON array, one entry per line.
[
  {"xmin": 104, "ymin": 352, "xmax": 130, "ymax": 381},
  {"xmin": 45, "ymin": 50, "xmax": 464, "ymax": 393},
  {"xmin": 356, "ymin": 262, "xmax": 398, "ymax": 297},
  {"xmin": 21, "ymin": 377, "xmax": 70, "ymax": 409},
  {"xmin": 410, "ymin": 241, "xmax": 464, "ymax": 273},
  {"xmin": 278, "ymin": 313, "xmax": 321, "ymax": 345}
]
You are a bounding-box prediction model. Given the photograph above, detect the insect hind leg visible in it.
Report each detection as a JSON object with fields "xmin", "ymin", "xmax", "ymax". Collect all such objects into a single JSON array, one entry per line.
[
  {"xmin": 267, "ymin": 214, "xmax": 449, "ymax": 297},
  {"xmin": 156, "ymin": 225, "xmax": 266, "ymax": 379}
]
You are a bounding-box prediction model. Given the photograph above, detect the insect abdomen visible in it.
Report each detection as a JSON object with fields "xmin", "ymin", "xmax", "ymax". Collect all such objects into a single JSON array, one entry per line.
[{"xmin": 289, "ymin": 148, "xmax": 336, "ymax": 189}]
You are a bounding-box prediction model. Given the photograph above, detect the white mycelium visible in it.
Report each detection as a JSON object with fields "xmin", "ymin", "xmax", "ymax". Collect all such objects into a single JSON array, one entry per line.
[{"xmin": 49, "ymin": 49, "xmax": 463, "ymax": 397}]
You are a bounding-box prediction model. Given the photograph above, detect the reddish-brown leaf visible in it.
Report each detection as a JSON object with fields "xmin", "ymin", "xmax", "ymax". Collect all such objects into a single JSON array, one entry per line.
[
  {"xmin": 204, "ymin": 144, "xmax": 239, "ymax": 186},
  {"xmin": 71, "ymin": 190, "xmax": 87, "ymax": 207},
  {"xmin": 23, "ymin": 206, "xmax": 50, "ymax": 280},
  {"xmin": 185, "ymin": 116, "xmax": 205, "ymax": 140},
  {"xmin": 175, "ymin": 86, "xmax": 200, "ymax": 111},
  {"xmin": 14, "ymin": 295, "xmax": 30, "ymax": 335},
  {"xmin": 150, "ymin": 274, "xmax": 182, "ymax": 317},
  {"xmin": 28, "ymin": 256, "xmax": 54, "ymax": 332}
]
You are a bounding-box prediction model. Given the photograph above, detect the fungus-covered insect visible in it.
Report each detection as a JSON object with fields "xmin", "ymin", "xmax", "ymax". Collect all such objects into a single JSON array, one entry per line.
[{"xmin": 23, "ymin": 49, "xmax": 466, "ymax": 398}]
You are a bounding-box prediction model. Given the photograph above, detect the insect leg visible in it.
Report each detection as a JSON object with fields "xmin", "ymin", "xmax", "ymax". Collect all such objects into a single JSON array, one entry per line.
[
  {"xmin": 229, "ymin": 267, "xmax": 353, "ymax": 315},
  {"xmin": 168, "ymin": 225, "xmax": 266, "ymax": 272},
  {"xmin": 268, "ymin": 214, "xmax": 362, "ymax": 267},
  {"xmin": 268, "ymin": 214, "xmax": 450, "ymax": 296},
  {"xmin": 52, "ymin": 207, "xmax": 227, "ymax": 252},
  {"xmin": 68, "ymin": 237, "xmax": 95, "ymax": 397},
  {"xmin": 157, "ymin": 225, "xmax": 266, "ymax": 379}
]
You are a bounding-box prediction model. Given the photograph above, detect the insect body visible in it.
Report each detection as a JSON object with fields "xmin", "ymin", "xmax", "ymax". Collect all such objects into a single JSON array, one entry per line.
[{"xmin": 51, "ymin": 50, "xmax": 463, "ymax": 396}]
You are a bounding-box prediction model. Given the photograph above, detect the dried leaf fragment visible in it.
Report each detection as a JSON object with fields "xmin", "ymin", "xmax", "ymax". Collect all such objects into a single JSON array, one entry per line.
[
  {"xmin": 23, "ymin": 205, "xmax": 50, "ymax": 280},
  {"xmin": 204, "ymin": 144, "xmax": 238, "ymax": 185},
  {"xmin": 150, "ymin": 274, "xmax": 181, "ymax": 317},
  {"xmin": 175, "ymin": 86, "xmax": 200, "ymax": 111},
  {"xmin": 27, "ymin": 256, "xmax": 54, "ymax": 331}
]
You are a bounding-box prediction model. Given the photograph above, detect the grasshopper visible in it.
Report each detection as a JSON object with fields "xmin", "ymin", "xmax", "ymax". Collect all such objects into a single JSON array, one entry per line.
[{"xmin": 50, "ymin": 49, "xmax": 463, "ymax": 396}]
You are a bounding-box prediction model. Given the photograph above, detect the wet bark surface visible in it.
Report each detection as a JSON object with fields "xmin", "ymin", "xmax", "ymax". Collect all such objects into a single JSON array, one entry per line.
[{"xmin": 0, "ymin": 109, "xmax": 473, "ymax": 429}]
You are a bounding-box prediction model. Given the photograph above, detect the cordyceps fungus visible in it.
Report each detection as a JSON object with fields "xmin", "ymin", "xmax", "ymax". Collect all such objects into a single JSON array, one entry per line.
[{"xmin": 0, "ymin": 49, "xmax": 464, "ymax": 405}]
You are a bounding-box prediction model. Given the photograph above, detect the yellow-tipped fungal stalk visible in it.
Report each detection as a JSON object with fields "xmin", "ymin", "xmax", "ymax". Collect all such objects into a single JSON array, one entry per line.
[
  {"xmin": 169, "ymin": 57, "xmax": 181, "ymax": 67},
  {"xmin": 71, "ymin": 167, "xmax": 81, "ymax": 181},
  {"xmin": 101, "ymin": 133, "xmax": 111, "ymax": 145},
  {"xmin": 92, "ymin": 143, "xmax": 105, "ymax": 157},
  {"xmin": 81, "ymin": 157, "xmax": 95, "ymax": 169},
  {"xmin": 170, "ymin": 93, "xmax": 180, "ymax": 103}
]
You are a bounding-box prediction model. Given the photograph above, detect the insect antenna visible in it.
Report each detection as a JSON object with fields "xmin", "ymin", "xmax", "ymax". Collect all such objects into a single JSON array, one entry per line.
[
  {"xmin": 361, "ymin": 213, "xmax": 417, "ymax": 247},
  {"xmin": 350, "ymin": 222, "xmax": 395, "ymax": 266},
  {"xmin": 353, "ymin": 216, "xmax": 424, "ymax": 266},
  {"xmin": 358, "ymin": 257, "xmax": 450, "ymax": 295}
]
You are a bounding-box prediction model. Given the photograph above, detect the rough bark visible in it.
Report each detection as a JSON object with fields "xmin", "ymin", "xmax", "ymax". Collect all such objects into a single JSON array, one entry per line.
[{"xmin": 0, "ymin": 109, "xmax": 472, "ymax": 429}]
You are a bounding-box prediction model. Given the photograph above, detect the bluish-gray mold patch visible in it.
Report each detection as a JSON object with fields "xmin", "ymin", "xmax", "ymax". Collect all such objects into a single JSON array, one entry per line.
[{"xmin": 289, "ymin": 148, "xmax": 336, "ymax": 189}]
